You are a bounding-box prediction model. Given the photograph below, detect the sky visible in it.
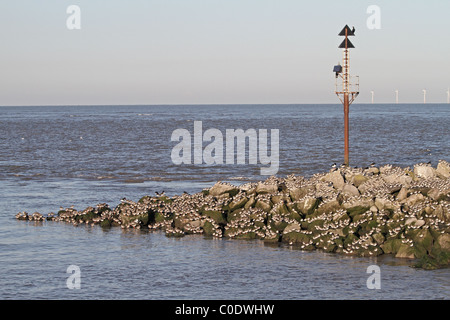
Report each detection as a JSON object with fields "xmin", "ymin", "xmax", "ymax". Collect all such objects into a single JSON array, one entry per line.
[{"xmin": 0, "ymin": 0, "xmax": 449, "ymax": 106}]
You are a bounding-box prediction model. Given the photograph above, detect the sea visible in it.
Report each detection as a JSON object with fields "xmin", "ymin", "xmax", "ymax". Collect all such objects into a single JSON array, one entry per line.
[{"xmin": 0, "ymin": 104, "xmax": 449, "ymax": 300}]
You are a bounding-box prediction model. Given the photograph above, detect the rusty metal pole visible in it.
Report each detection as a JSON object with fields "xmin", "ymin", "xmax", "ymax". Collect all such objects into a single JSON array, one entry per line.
[
  {"xmin": 343, "ymin": 28, "xmax": 350, "ymax": 166},
  {"xmin": 344, "ymin": 92, "xmax": 349, "ymax": 166},
  {"xmin": 334, "ymin": 25, "xmax": 358, "ymax": 167}
]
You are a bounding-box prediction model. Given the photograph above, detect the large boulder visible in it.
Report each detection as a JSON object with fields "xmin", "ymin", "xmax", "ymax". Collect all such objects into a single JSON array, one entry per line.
[
  {"xmin": 351, "ymin": 174, "xmax": 369, "ymax": 187},
  {"xmin": 396, "ymin": 187, "xmax": 409, "ymax": 201},
  {"xmin": 228, "ymin": 196, "xmax": 248, "ymax": 211},
  {"xmin": 395, "ymin": 244, "xmax": 416, "ymax": 259},
  {"xmin": 437, "ymin": 233, "xmax": 450, "ymax": 251},
  {"xmin": 343, "ymin": 198, "xmax": 374, "ymax": 217},
  {"xmin": 209, "ymin": 182, "xmax": 239, "ymax": 197},
  {"xmin": 382, "ymin": 174, "xmax": 413, "ymax": 186},
  {"xmin": 289, "ymin": 185, "xmax": 315, "ymax": 201},
  {"xmin": 414, "ymin": 164, "xmax": 436, "ymax": 179},
  {"xmin": 202, "ymin": 210, "xmax": 227, "ymax": 225},
  {"xmin": 427, "ymin": 188, "xmax": 449, "ymax": 202},
  {"xmin": 375, "ymin": 197, "xmax": 398, "ymax": 212},
  {"xmin": 282, "ymin": 232, "xmax": 314, "ymax": 249},
  {"xmin": 296, "ymin": 197, "xmax": 320, "ymax": 215},
  {"xmin": 255, "ymin": 199, "xmax": 272, "ymax": 212},
  {"xmin": 413, "ymin": 229, "xmax": 433, "ymax": 253},
  {"xmin": 436, "ymin": 160, "xmax": 450, "ymax": 178},
  {"xmin": 323, "ymin": 170, "xmax": 345, "ymax": 190},
  {"xmin": 342, "ymin": 184, "xmax": 360, "ymax": 197},
  {"xmin": 283, "ymin": 222, "xmax": 302, "ymax": 234},
  {"xmin": 317, "ymin": 199, "xmax": 341, "ymax": 214},
  {"xmin": 255, "ymin": 182, "xmax": 278, "ymax": 195},
  {"xmin": 404, "ymin": 193, "xmax": 425, "ymax": 207}
]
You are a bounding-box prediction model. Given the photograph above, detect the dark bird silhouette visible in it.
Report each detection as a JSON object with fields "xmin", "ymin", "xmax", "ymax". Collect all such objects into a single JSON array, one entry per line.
[{"xmin": 352, "ymin": 26, "xmax": 355, "ymax": 34}]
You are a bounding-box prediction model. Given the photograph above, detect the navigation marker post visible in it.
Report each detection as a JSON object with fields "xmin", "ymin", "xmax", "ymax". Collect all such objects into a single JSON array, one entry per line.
[{"xmin": 333, "ymin": 25, "xmax": 359, "ymax": 166}]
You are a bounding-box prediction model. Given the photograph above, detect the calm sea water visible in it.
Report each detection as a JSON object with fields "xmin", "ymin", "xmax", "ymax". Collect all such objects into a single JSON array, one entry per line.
[{"xmin": 0, "ymin": 104, "xmax": 449, "ymax": 300}]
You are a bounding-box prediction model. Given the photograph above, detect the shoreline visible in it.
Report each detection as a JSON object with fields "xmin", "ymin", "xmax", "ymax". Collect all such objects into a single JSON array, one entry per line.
[{"xmin": 16, "ymin": 160, "xmax": 450, "ymax": 270}]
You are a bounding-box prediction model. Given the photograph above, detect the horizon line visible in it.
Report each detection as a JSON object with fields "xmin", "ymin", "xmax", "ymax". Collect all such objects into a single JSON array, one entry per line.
[{"xmin": 1, "ymin": 102, "xmax": 450, "ymax": 108}]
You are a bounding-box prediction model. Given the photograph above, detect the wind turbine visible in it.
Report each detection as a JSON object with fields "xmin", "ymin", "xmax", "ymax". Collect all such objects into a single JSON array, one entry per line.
[
  {"xmin": 371, "ymin": 91, "xmax": 374, "ymax": 104},
  {"xmin": 447, "ymin": 88, "xmax": 449, "ymax": 104},
  {"xmin": 395, "ymin": 89, "xmax": 399, "ymax": 104},
  {"xmin": 423, "ymin": 89, "xmax": 427, "ymax": 104}
]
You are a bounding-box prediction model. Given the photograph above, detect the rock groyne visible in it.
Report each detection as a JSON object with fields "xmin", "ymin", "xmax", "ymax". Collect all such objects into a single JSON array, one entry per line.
[{"xmin": 16, "ymin": 161, "xmax": 450, "ymax": 269}]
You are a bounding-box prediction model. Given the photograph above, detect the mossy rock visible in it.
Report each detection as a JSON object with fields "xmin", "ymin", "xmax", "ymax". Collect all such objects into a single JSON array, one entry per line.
[
  {"xmin": 97, "ymin": 206, "xmax": 111, "ymax": 214},
  {"xmin": 352, "ymin": 213, "xmax": 366, "ymax": 223},
  {"xmin": 273, "ymin": 203, "xmax": 290, "ymax": 216},
  {"xmin": 352, "ymin": 175, "xmax": 369, "ymax": 187},
  {"xmin": 255, "ymin": 200, "xmax": 272, "ymax": 212},
  {"xmin": 405, "ymin": 229, "xmax": 420, "ymax": 239},
  {"xmin": 314, "ymin": 234, "xmax": 336, "ymax": 250},
  {"xmin": 372, "ymin": 233, "xmax": 385, "ymax": 245},
  {"xmin": 282, "ymin": 231, "xmax": 308, "ymax": 243},
  {"xmin": 395, "ymin": 244, "xmax": 416, "ymax": 259},
  {"xmin": 343, "ymin": 233, "xmax": 359, "ymax": 249},
  {"xmin": 296, "ymin": 197, "xmax": 320, "ymax": 215},
  {"xmin": 289, "ymin": 185, "xmax": 315, "ymax": 201},
  {"xmin": 282, "ymin": 232, "xmax": 314, "ymax": 250},
  {"xmin": 391, "ymin": 212, "xmax": 405, "ymax": 221},
  {"xmin": 335, "ymin": 237, "xmax": 345, "ymax": 248},
  {"xmin": 436, "ymin": 233, "xmax": 450, "ymax": 251},
  {"xmin": 202, "ymin": 210, "xmax": 227, "ymax": 225},
  {"xmin": 288, "ymin": 210, "xmax": 302, "ymax": 222},
  {"xmin": 157, "ymin": 196, "xmax": 173, "ymax": 204},
  {"xmin": 381, "ymin": 238, "xmax": 403, "ymax": 254},
  {"xmin": 263, "ymin": 235, "xmax": 280, "ymax": 243},
  {"xmin": 227, "ymin": 208, "xmax": 244, "ymax": 223},
  {"xmin": 81, "ymin": 210, "xmax": 98, "ymax": 222},
  {"xmin": 420, "ymin": 246, "xmax": 450, "ymax": 269},
  {"xmin": 413, "ymin": 229, "xmax": 434, "ymax": 253},
  {"xmin": 429, "ymin": 228, "xmax": 442, "ymax": 241},
  {"xmin": 357, "ymin": 245, "xmax": 383, "ymax": 257},
  {"xmin": 317, "ymin": 200, "xmax": 341, "ymax": 215},
  {"xmin": 270, "ymin": 220, "xmax": 289, "ymax": 232},
  {"xmin": 255, "ymin": 221, "xmax": 266, "ymax": 229},
  {"xmin": 121, "ymin": 212, "xmax": 149, "ymax": 226},
  {"xmin": 224, "ymin": 227, "xmax": 237, "ymax": 238},
  {"xmin": 333, "ymin": 212, "xmax": 350, "ymax": 224},
  {"xmin": 347, "ymin": 206, "xmax": 370, "ymax": 218},
  {"xmin": 270, "ymin": 194, "xmax": 286, "ymax": 205},
  {"xmin": 100, "ymin": 219, "xmax": 112, "ymax": 228},
  {"xmin": 229, "ymin": 197, "xmax": 248, "ymax": 211},
  {"xmin": 413, "ymin": 244, "xmax": 428, "ymax": 259},
  {"xmin": 173, "ymin": 217, "xmax": 190, "ymax": 230},
  {"xmin": 138, "ymin": 196, "xmax": 151, "ymax": 203},
  {"xmin": 149, "ymin": 210, "xmax": 171, "ymax": 224},
  {"xmin": 307, "ymin": 219, "xmax": 325, "ymax": 232},
  {"xmin": 413, "ymin": 255, "xmax": 441, "ymax": 270},
  {"xmin": 203, "ymin": 221, "xmax": 215, "ymax": 236},
  {"xmin": 236, "ymin": 231, "xmax": 257, "ymax": 240},
  {"xmin": 343, "ymin": 226, "xmax": 357, "ymax": 236},
  {"xmin": 357, "ymin": 220, "xmax": 379, "ymax": 237},
  {"xmin": 244, "ymin": 197, "xmax": 256, "ymax": 209}
]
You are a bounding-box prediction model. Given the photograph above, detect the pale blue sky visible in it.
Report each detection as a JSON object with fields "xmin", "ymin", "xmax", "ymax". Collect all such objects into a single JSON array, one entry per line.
[{"xmin": 1, "ymin": 0, "xmax": 449, "ymax": 105}]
